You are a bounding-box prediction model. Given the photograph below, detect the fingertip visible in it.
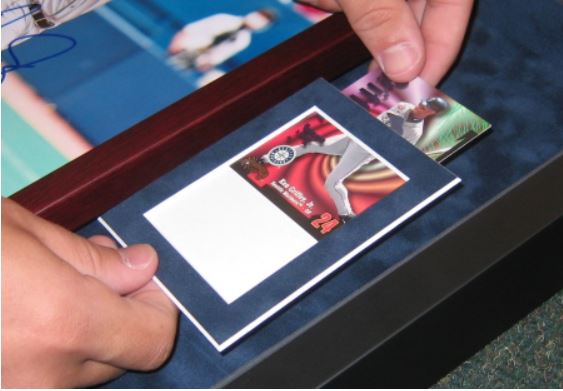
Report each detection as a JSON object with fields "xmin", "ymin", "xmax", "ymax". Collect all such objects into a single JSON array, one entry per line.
[
  {"xmin": 98, "ymin": 243, "xmax": 158, "ymax": 295},
  {"xmin": 419, "ymin": 67, "xmax": 442, "ymax": 87},
  {"xmin": 374, "ymin": 42, "xmax": 424, "ymax": 83},
  {"xmin": 119, "ymin": 244, "xmax": 158, "ymax": 272},
  {"xmin": 338, "ymin": 0, "xmax": 425, "ymax": 83}
]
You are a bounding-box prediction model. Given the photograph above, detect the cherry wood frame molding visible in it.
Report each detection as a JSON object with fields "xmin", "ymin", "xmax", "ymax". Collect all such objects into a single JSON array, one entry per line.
[{"xmin": 11, "ymin": 14, "xmax": 370, "ymax": 230}]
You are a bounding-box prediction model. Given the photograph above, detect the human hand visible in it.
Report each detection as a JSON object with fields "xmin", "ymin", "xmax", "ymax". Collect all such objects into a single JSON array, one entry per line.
[
  {"xmin": 1, "ymin": 198, "xmax": 178, "ymax": 388},
  {"xmin": 298, "ymin": 0, "xmax": 474, "ymax": 86}
]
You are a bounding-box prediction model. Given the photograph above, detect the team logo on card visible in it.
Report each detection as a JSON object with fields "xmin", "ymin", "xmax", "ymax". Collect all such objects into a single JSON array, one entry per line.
[{"xmin": 267, "ymin": 145, "xmax": 296, "ymax": 166}]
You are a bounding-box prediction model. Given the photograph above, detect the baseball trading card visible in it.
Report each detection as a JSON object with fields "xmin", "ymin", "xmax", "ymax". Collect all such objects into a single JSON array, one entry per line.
[
  {"xmin": 342, "ymin": 69, "xmax": 491, "ymax": 162},
  {"xmin": 231, "ymin": 108, "xmax": 408, "ymax": 239}
]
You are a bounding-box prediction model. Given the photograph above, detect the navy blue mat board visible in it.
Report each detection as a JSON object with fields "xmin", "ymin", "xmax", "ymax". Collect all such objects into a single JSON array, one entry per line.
[{"xmin": 98, "ymin": 79, "xmax": 459, "ymax": 351}]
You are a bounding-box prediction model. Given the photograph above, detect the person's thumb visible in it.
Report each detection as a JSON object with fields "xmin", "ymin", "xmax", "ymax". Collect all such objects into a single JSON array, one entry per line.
[
  {"xmin": 4, "ymin": 197, "xmax": 159, "ymax": 295},
  {"xmin": 69, "ymin": 239, "xmax": 159, "ymax": 295},
  {"xmin": 47, "ymin": 230, "xmax": 159, "ymax": 295},
  {"xmin": 337, "ymin": 0, "xmax": 425, "ymax": 82}
]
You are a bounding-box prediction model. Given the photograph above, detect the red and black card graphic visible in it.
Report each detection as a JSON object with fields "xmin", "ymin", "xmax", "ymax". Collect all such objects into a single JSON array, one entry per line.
[{"xmin": 231, "ymin": 108, "xmax": 407, "ymax": 239}]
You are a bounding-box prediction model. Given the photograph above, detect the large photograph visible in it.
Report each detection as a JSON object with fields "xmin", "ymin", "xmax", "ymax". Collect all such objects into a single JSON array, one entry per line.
[{"xmin": 1, "ymin": 0, "xmax": 327, "ymax": 195}]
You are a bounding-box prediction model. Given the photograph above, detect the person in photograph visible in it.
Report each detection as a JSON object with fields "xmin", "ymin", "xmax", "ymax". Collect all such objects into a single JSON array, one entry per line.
[
  {"xmin": 167, "ymin": 9, "xmax": 278, "ymax": 72},
  {"xmin": 261, "ymin": 133, "xmax": 371, "ymax": 221},
  {"xmin": 377, "ymin": 97, "xmax": 450, "ymax": 145}
]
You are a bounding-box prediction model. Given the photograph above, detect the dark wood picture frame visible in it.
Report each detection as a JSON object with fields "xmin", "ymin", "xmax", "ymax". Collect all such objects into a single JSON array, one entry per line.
[{"xmin": 10, "ymin": 13, "xmax": 562, "ymax": 387}]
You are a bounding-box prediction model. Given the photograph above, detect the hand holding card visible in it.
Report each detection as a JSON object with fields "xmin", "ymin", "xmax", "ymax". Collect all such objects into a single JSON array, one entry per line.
[
  {"xmin": 298, "ymin": 0, "xmax": 474, "ymax": 85},
  {"xmin": 1, "ymin": 198, "xmax": 177, "ymax": 388}
]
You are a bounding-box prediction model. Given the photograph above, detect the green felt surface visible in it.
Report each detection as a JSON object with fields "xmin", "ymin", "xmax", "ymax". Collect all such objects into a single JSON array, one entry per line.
[
  {"xmin": 435, "ymin": 290, "xmax": 562, "ymax": 388},
  {"xmin": 1, "ymin": 100, "xmax": 68, "ymax": 196}
]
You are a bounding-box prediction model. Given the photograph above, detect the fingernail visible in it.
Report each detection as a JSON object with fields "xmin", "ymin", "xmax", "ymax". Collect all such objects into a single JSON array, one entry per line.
[
  {"xmin": 119, "ymin": 244, "xmax": 155, "ymax": 270},
  {"xmin": 376, "ymin": 43, "xmax": 420, "ymax": 76}
]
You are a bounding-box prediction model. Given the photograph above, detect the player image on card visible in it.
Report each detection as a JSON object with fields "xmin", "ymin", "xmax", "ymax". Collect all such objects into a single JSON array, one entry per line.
[
  {"xmin": 341, "ymin": 69, "xmax": 491, "ymax": 162},
  {"xmin": 231, "ymin": 110, "xmax": 407, "ymax": 238}
]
